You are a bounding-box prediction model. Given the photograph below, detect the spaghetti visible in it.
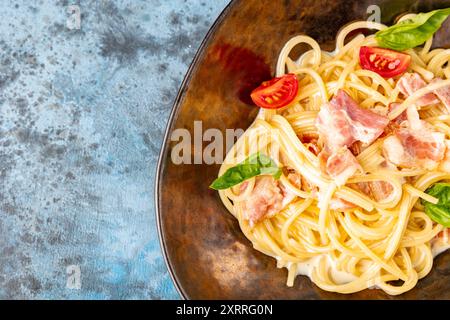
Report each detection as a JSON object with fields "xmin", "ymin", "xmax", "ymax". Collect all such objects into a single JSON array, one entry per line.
[{"xmin": 215, "ymin": 16, "xmax": 450, "ymax": 295}]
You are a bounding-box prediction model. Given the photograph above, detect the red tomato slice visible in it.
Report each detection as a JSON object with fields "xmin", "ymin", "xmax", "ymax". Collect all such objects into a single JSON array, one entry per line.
[
  {"xmin": 359, "ymin": 46, "xmax": 411, "ymax": 78},
  {"xmin": 250, "ymin": 74, "xmax": 298, "ymax": 109}
]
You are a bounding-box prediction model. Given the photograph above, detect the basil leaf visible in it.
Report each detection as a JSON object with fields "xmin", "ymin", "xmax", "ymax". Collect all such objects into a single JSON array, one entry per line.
[
  {"xmin": 244, "ymin": 153, "xmax": 282, "ymax": 179},
  {"xmin": 375, "ymin": 8, "xmax": 450, "ymax": 51},
  {"xmin": 209, "ymin": 153, "xmax": 281, "ymax": 190},
  {"xmin": 422, "ymin": 183, "xmax": 450, "ymax": 227}
]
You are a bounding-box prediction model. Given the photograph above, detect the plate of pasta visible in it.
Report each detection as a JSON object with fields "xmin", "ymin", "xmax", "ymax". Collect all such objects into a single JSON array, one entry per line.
[{"xmin": 157, "ymin": 0, "xmax": 450, "ymax": 299}]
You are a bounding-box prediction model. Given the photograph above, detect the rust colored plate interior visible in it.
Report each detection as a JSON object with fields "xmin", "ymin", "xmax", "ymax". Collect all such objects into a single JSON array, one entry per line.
[{"xmin": 156, "ymin": 0, "xmax": 450, "ymax": 299}]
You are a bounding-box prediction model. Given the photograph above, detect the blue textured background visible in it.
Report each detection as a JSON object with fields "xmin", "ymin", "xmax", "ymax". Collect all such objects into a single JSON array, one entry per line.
[{"xmin": 0, "ymin": 0, "xmax": 230, "ymax": 299}]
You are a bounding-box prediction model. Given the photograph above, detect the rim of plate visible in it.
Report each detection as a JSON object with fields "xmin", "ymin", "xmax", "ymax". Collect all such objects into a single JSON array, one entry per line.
[{"xmin": 154, "ymin": 0, "xmax": 238, "ymax": 300}]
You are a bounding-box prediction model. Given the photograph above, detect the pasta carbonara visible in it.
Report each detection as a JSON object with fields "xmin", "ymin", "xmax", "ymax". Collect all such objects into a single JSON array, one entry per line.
[{"xmin": 212, "ymin": 12, "xmax": 450, "ymax": 295}]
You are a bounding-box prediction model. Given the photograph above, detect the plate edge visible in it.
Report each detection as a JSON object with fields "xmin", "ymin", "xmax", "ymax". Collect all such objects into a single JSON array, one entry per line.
[{"xmin": 154, "ymin": 0, "xmax": 238, "ymax": 301}]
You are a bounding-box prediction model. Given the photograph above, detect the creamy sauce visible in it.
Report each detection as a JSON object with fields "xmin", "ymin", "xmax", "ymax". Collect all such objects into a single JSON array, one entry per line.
[
  {"xmin": 275, "ymin": 237, "xmax": 449, "ymax": 288},
  {"xmin": 432, "ymin": 233, "xmax": 450, "ymax": 257},
  {"xmin": 278, "ymin": 254, "xmax": 357, "ymax": 286},
  {"xmin": 433, "ymin": 244, "xmax": 450, "ymax": 257}
]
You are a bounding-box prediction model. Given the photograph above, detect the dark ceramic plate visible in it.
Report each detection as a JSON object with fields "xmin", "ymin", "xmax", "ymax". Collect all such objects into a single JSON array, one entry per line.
[{"xmin": 156, "ymin": 0, "xmax": 450, "ymax": 299}]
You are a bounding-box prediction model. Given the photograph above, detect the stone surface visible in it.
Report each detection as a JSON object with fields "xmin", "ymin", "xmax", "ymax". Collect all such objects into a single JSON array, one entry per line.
[{"xmin": 0, "ymin": 0, "xmax": 230, "ymax": 299}]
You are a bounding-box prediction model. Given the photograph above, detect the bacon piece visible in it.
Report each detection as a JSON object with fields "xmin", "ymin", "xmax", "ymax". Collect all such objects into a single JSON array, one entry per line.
[
  {"xmin": 299, "ymin": 133, "xmax": 319, "ymax": 145},
  {"xmin": 241, "ymin": 176, "xmax": 284, "ymax": 226},
  {"xmin": 298, "ymin": 133, "xmax": 321, "ymax": 156},
  {"xmin": 324, "ymin": 147, "xmax": 363, "ymax": 186},
  {"xmin": 383, "ymin": 106, "xmax": 446, "ymax": 170},
  {"xmin": 351, "ymin": 181, "xmax": 371, "ymax": 196},
  {"xmin": 354, "ymin": 181, "xmax": 393, "ymax": 202},
  {"xmin": 277, "ymin": 171, "xmax": 306, "ymax": 207},
  {"xmin": 431, "ymin": 78, "xmax": 450, "ymax": 112},
  {"xmin": 384, "ymin": 132, "xmax": 445, "ymax": 169},
  {"xmin": 367, "ymin": 181, "xmax": 393, "ymax": 201},
  {"xmin": 434, "ymin": 230, "xmax": 449, "ymax": 244},
  {"xmin": 317, "ymin": 90, "xmax": 389, "ymax": 148},
  {"xmin": 349, "ymin": 141, "xmax": 363, "ymax": 156},
  {"xmin": 389, "ymin": 103, "xmax": 408, "ymax": 125},
  {"xmin": 330, "ymin": 90, "xmax": 389, "ymax": 145},
  {"xmin": 316, "ymin": 90, "xmax": 388, "ymax": 185},
  {"xmin": 316, "ymin": 103, "xmax": 355, "ymax": 148},
  {"xmin": 287, "ymin": 171, "xmax": 302, "ymax": 189},
  {"xmin": 351, "ymin": 160, "xmax": 395, "ymax": 202},
  {"xmin": 370, "ymin": 105, "xmax": 389, "ymax": 117},
  {"xmin": 286, "ymin": 168, "xmax": 316, "ymax": 193},
  {"xmin": 239, "ymin": 181, "xmax": 249, "ymax": 193},
  {"xmin": 383, "ymin": 103, "xmax": 409, "ymax": 137},
  {"xmin": 396, "ymin": 73, "xmax": 439, "ymax": 107}
]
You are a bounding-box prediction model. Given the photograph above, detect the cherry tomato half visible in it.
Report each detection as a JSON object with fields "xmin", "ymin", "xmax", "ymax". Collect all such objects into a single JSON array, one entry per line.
[
  {"xmin": 359, "ymin": 46, "xmax": 411, "ymax": 78},
  {"xmin": 250, "ymin": 74, "xmax": 298, "ymax": 109}
]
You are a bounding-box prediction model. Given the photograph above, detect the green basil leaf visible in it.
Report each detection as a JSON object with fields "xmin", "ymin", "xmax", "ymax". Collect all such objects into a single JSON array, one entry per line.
[
  {"xmin": 245, "ymin": 153, "xmax": 282, "ymax": 179},
  {"xmin": 425, "ymin": 205, "xmax": 450, "ymax": 227},
  {"xmin": 209, "ymin": 153, "xmax": 282, "ymax": 190},
  {"xmin": 375, "ymin": 8, "xmax": 450, "ymax": 51},
  {"xmin": 422, "ymin": 183, "xmax": 450, "ymax": 227}
]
